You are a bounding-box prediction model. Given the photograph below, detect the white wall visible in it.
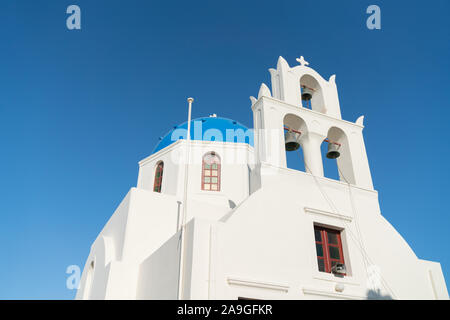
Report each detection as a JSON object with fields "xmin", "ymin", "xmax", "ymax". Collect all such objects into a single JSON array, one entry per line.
[
  {"xmin": 137, "ymin": 231, "xmax": 181, "ymax": 299},
  {"xmin": 138, "ymin": 140, "xmax": 255, "ymax": 222},
  {"xmin": 187, "ymin": 166, "xmax": 448, "ymax": 300},
  {"xmin": 77, "ymin": 188, "xmax": 181, "ymax": 299},
  {"xmin": 137, "ymin": 144, "xmax": 181, "ymax": 196}
]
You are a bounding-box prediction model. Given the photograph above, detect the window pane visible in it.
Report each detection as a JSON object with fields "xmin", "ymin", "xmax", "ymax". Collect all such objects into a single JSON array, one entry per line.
[
  {"xmin": 314, "ymin": 229, "xmax": 322, "ymax": 242},
  {"xmin": 204, "ymin": 177, "xmax": 210, "ymax": 183},
  {"xmin": 327, "ymin": 232, "xmax": 339, "ymax": 245},
  {"xmin": 329, "ymin": 246, "xmax": 341, "ymax": 260},
  {"xmin": 211, "ymin": 177, "xmax": 218, "ymax": 183},
  {"xmin": 204, "ymin": 170, "xmax": 211, "ymax": 176},
  {"xmin": 204, "ymin": 184, "xmax": 210, "ymax": 190},
  {"xmin": 317, "ymin": 258, "xmax": 325, "ymax": 272},
  {"xmin": 204, "ymin": 164, "xmax": 211, "ymax": 169},
  {"xmin": 212, "ymin": 163, "xmax": 217, "ymax": 169},
  {"xmin": 315, "ymin": 243, "xmax": 323, "ymax": 257},
  {"xmin": 211, "ymin": 184, "xmax": 218, "ymax": 190},
  {"xmin": 211, "ymin": 170, "xmax": 218, "ymax": 176}
]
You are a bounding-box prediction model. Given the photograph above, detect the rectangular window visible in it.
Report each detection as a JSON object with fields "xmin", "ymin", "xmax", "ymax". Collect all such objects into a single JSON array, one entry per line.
[{"xmin": 314, "ymin": 226, "xmax": 345, "ymax": 274}]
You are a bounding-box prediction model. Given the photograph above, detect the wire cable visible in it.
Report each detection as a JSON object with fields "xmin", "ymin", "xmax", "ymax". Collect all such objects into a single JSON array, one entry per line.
[{"xmin": 299, "ymin": 150, "xmax": 397, "ymax": 298}]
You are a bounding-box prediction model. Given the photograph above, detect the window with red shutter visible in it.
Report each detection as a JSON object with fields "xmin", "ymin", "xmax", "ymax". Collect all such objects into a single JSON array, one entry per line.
[{"xmin": 314, "ymin": 226, "xmax": 345, "ymax": 274}]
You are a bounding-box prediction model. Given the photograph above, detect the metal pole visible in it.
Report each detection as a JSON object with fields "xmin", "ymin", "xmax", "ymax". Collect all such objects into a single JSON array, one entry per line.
[{"xmin": 177, "ymin": 97, "xmax": 193, "ymax": 300}]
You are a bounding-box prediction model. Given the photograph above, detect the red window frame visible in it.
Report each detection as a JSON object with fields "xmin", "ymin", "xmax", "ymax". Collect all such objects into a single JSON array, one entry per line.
[
  {"xmin": 153, "ymin": 161, "xmax": 164, "ymax": 193},
  {"xmin": 314, "ymin": 226, "xmax": 345, "ymax": 274},
  {"xmin": 201, "ymin": 152, "xmax": 221, "ymax": 191}
]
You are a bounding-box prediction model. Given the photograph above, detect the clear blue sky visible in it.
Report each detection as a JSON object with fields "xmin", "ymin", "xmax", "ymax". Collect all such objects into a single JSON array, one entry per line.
[{"xmin": 0, "ymin": 0, "xmax": 449, "ymax": 299}]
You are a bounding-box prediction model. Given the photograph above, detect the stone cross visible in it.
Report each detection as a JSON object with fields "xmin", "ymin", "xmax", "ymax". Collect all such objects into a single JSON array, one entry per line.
[{"xmin": 296, "ymin": 56, "xmax": 309, "ymax": 66}]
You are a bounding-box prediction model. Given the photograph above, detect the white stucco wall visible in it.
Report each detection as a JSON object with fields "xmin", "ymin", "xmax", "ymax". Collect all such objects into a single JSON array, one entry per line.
[
  {"xmin": 137, "ymin": 231, "xmax": 181, "ymax": 299},
  {"xmin": 138, "ymin": 140, "xmax": 255, "ymax": 222},
  {"xmin": 76, "ymin": 187, "xmax": 181, "ymax": 299},
  {"xmin": 205, "ymin": 166, "xmax": 448, "ymax": 300}
]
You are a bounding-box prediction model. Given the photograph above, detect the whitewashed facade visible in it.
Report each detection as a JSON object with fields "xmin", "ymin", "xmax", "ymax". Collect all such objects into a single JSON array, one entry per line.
[{"xmin": 76, "ymin": 56, "xmax": 448, "ymax": 300}]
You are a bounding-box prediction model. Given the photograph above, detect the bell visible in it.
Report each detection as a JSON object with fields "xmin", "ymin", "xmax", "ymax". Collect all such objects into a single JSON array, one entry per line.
[
  {"xmin": 326, "ymin": 142, "xmax": 340, "ymax": 159},
  {"xmin": 301, "ymin": 87, "xmax": 313, "ymax": 101},
  {"xmin": 285, "ymin": 131, "xmax": 300, "ymax": 151}
]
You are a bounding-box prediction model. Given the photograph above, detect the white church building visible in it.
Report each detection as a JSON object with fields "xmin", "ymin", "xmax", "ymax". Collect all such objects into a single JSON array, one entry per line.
[{"xmin": 76, "ymin": 56, "xmax": 448, "ymax": 300}]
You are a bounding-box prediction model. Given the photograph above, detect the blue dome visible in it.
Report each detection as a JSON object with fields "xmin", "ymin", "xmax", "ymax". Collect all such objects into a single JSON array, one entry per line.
[{"xmin": 152, "ymin": 116, "xmax": 254, "ymax": 154}]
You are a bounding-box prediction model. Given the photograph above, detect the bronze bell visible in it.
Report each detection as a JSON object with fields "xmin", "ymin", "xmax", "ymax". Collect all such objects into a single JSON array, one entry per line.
[
  {"xmin": 285, "ymin": 131, "xmax": 300, "ymax": 151},
  {"xmin": 301, "ymin": 87, "xmax": 313, "ymax": 101},
  {"xmin": 326, "ymin": 142, "xmax": 340, "ymax": 159}
]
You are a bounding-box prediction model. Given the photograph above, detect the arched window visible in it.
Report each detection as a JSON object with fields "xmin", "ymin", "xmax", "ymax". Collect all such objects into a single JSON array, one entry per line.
[
  {"xmin": 153, "ymin": 161, "xmax": 164, "ymax": 193},
  {"xmin": 202, "ymin": 152, "xmax": 221, "ymax": 191},
  {"xmin": 284, "ymin": 114, "xmax": 307, "ymax": 172},
  {"xmin": 300, "ymin": 74, "xmax": 326, "ymax": 113},
  {"xmin": 321, "ymin": 127, "xmax": 356, "ymax": 184}
]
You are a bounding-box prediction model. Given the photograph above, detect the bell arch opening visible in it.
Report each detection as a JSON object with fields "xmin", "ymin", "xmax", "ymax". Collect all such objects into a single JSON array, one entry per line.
[
  {"xmin": 300, "ymin": 74, "xmax": 326, "ymax": 113},
  {"xmin": 321, "ymin": 127, "xmax": 356, "ymax": 184},
  {"xmin": 283, "ymin": 114, "xmax": 307, "ymax": 172}
]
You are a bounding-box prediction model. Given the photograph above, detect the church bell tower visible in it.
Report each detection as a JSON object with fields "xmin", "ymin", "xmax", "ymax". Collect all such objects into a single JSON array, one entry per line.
[{"xmin": 250, "ymin": 56, "xmax": 373, "ymax": 190}]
